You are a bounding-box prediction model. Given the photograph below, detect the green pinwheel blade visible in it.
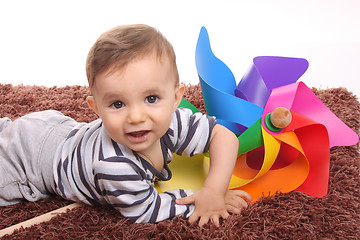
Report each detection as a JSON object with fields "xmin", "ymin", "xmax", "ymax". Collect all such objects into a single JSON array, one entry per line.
[
  {"xmin": 178, "ymin": 98, "xmax": 200, "ymax": 114},
  {"xmin": 238, "ymin": 118, "xmax": 264, "ymax": 155}
]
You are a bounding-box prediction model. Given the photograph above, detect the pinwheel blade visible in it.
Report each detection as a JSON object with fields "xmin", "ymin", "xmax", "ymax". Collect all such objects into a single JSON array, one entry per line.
[
  {"xmin": 235, "ymin": 56, "xmax": 309, "ymax": 108},
  {"xmin": 195, "ymin": 27, "xmax": 263, "ymax": 133},
  {"xmin": 264, "ymin": 82, "xmax": 359, "ymax": 147}
]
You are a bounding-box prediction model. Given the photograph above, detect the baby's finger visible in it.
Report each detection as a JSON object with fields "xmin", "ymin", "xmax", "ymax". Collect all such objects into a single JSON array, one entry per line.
[
  {"xmin": 226, "ymin": 196, "xmax": 248, "ymax": 209},
  {"xmin": 226, "ymin": 204, "xmax": 241, "ymax": 215},
  {"xmin": 198, "ymin": 216, "xmax": 210, "ymax": 227},
  {"xmin": 236, "ymin": 197, "xmax": 249, "ymax": 209},
  {"xmin": 221, "ymin": 210, "xmax": 230, "ymax": 220},
  {"xmin": 188, "ymin": 211, "xmax": 199, "ymax": 225},
  {"xmin": 176, "ymin": 194, "xmax": 195, "ymax": 205},
  {"xmin": 226, "ymin": 198, "xmax": 240, "ymax": 207},
  {"xmin": 211, "ymin": 215, "xmax": 220, "ymax": 227},
  {"xmin": 233, "ymin": 190, "xmax": 253, "ymax": 203}
]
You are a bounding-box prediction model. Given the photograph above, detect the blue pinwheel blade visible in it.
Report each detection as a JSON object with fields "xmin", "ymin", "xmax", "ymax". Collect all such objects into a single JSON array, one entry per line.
[{"xmin": 195, "ymin": 27, "xmax": 263, "ymax": 133}]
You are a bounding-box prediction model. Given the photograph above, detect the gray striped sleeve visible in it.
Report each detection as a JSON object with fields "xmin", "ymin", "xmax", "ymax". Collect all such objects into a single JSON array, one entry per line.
[
  {"xmin": 169, "ymin": 108, "xmax": 216, "ymax": 157},
  {"xmin": 94, "ymin": 159, "xmax": 195, "ymax": 223}
]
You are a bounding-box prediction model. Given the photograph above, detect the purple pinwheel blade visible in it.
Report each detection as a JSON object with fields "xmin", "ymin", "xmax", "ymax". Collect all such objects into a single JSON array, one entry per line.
[{"xmin": 236, "ymin": 56, "xmax": 309, "ymax": 108}]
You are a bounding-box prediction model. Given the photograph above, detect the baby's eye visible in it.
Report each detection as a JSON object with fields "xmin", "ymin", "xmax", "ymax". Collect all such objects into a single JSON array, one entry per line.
[
  {"xmin": 145, "ymin": 95, "xmax": 158, "ymax": 104},
  {"xmin": 111, "ymin": 101, "xmax": 124, "ymax": 109}
]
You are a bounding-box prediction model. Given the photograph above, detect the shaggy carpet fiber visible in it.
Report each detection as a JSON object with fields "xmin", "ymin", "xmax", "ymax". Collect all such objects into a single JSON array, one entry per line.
[{"xmin": 0, "ymin": 83, "xmax": 359, "ymax": 239}]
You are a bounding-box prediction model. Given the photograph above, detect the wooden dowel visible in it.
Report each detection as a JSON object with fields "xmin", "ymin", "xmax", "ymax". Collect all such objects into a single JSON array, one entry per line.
[{"xmin": 0, "ymin": 202, "xmax": 84, "ymax": 237}]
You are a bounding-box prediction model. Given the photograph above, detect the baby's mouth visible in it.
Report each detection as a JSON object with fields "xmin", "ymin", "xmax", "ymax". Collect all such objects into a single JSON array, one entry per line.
[{"xmin": 126, "ymin": 130, "xmax": 150, "ymax": 143}]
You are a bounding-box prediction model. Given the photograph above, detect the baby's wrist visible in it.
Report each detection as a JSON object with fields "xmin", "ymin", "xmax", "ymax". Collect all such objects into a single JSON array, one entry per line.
[{"xmin": 202, "ymin": 184, "xmax": 227, "ymax": 195}]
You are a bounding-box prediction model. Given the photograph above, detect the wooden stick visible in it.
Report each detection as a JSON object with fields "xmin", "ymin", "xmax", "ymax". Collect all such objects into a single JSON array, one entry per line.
[{"xmin": 0, "ymin": 202, "xmax": 84, "ymax": 237}]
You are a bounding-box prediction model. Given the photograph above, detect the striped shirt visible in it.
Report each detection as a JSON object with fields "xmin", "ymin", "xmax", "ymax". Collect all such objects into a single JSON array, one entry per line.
[{"xmin": 53, "ymin": 108, "xmax": 216, "ymax": 223}]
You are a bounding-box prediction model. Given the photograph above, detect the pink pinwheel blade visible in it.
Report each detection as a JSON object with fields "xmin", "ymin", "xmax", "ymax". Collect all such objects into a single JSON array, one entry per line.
[{"xmin": 263, "ymin": 82, "xmax": 359, "ymax": 147}]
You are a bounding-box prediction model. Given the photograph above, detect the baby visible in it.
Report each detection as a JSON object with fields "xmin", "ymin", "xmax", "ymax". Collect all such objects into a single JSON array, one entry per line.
[{"xmin": 0, "ymin": 24, "xmax": 251, "ymax": 227}]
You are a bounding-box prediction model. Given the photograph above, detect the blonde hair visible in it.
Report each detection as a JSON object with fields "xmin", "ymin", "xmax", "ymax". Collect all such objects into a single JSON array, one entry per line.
[{"xmin": 86, "ymin": 24, "xmax": 179, "ymax": 88}]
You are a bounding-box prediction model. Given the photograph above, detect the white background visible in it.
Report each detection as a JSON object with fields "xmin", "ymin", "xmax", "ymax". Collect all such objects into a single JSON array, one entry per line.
[{"xmin": 1, "ymin": 0, "xmax": 359, "ymax": 98}]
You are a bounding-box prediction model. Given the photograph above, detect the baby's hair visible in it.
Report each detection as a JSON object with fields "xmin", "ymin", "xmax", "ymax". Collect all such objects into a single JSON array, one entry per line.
[{"xmin": 86, "ymin": 24, "xmax": 179, "ymax": 88}]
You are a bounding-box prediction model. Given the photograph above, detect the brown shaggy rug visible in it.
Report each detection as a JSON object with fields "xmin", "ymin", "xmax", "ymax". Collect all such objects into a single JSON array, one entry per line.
[{"xmin": 0, "ymin": 83, "xmax": 359, "ymax": 239}]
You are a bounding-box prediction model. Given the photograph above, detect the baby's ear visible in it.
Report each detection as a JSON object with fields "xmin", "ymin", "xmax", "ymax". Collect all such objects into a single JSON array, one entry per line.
[
  {"xmin": 86, "ymin": 96, "xmax": 99, "ymax": 115},
  {"xmin": 174, "ymin": 84, "xmax": 185, "ymax": 109}
]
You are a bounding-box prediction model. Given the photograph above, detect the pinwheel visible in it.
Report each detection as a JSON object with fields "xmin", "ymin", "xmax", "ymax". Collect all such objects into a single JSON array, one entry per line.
[
  {"xmin": 195, "ymin": 27, "xmax": 359, "ymax": 201},
  {"xmin": 156, "ymin": 27, "xmax": 358, "ymax": 201}
]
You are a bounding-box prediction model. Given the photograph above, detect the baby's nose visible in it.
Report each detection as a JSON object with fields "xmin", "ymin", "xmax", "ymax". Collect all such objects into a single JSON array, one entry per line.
[{"xmin": 127, "ymin": 106, "xmax": 146, "ymax": 123}]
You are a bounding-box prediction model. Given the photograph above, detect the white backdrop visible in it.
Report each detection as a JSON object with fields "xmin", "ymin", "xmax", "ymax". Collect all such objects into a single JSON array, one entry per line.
[{"xmin": 1, "ymin": 0, "xmax": 359, "ymax": 98}]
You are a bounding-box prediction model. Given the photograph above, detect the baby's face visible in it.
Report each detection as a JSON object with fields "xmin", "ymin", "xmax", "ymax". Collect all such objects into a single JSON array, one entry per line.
[{"xmin": 87, "ymin": 53, "xmax": 183, "ymax": 155}]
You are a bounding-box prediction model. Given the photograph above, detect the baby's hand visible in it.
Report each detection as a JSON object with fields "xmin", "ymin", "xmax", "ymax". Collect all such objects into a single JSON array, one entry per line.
[
  {"xmin": 224, "ymin": 190, "xmax": 253, "ymax": 215},
  {"xmin": 176, "ymin": 188, "xmax": 253, "ymax": 227},
  {"xmin": 176, "ymin": 187, "xmax": 229, "ymax": 227}
]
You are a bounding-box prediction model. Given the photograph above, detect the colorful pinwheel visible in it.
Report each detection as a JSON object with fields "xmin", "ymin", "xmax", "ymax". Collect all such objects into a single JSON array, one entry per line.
[{"xmin": 196, "ymin": 27, "xmax": 359, "ymax": 201}]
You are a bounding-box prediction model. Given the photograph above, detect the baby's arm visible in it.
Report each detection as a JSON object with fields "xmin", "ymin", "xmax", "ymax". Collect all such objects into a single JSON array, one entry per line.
[
  {"xmin": 94, "ymin": 159, "xmax": 194, "ymax": 223},
  {"xmin": 176, "ymin": 124, "xmax": 251, "ymax": 226}
]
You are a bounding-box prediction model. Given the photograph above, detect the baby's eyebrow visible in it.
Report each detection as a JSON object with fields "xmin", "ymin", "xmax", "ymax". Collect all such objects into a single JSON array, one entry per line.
[
  {"xmin": 143, "ymin": 87, "xmax": 164, "ymax": 95},
  {"xmin": 102, "ymin": 92, "xmax": 121, "ymax": 102}
]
